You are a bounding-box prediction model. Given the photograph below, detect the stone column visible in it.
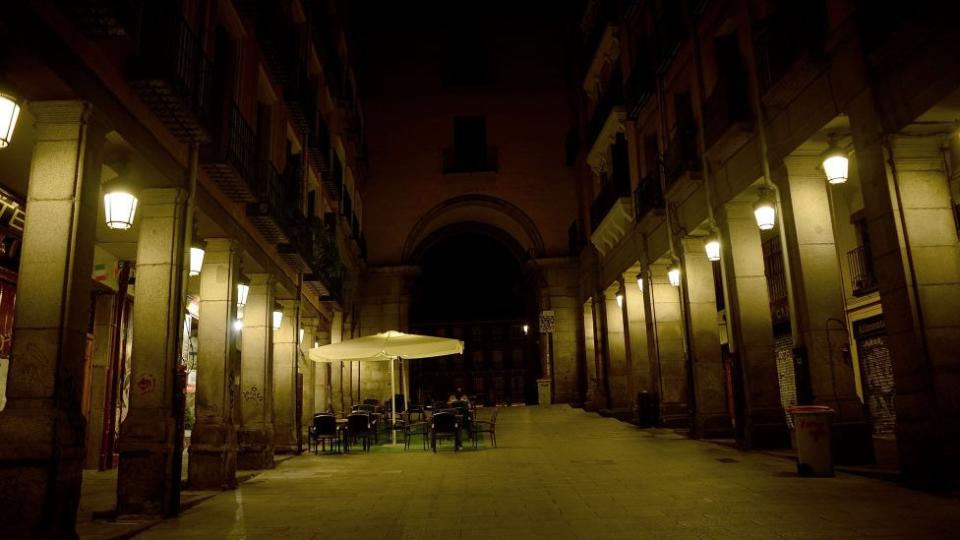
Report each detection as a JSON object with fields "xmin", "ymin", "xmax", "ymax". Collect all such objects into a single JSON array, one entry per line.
[
  {"xmin": 850, "ymin": 96, "xmax": 960, "ymax": 487},
  {"xmin": 188, "ymin": 239, "xmax": 240, "ymax": 489},
  {"xmin": 272, "ymin": 300, "xmax": 298, "ymax": 452},
  {"xmin": 649, "ymin": 263, "xmax": 687, "ymax": 426},
  {"xmin": 0, "ymin": 101, "xmax": 104, "ymax": 539},
  {"xmin": 314, "ymin": 327, "xmax": 332, "ymax": 413},
  {"xmin": 681, "ymin": 238, "xmax": 731, "ymax": 438},
  {"xmin": 85, "ymin": 293, "xmax": 118, "ymax": 470},
  {"xmin": 777, "ymin": 155, "xmax": 871, "ymax": 460},
  {"xmin": 622, "ymin": 271, "xmax": 651, "ymax": 395},
  {"xmin": 602, "ymin": 286, "xmax": 630, "ymax": 411},
  {"xmin": 238, "ymin": 273, "xmax": 274, "ymax": 469},
  {"xmin": 606, "ymin": 281, "xmax": 636, "ymax": 417},
  {"xmin": 581, "ymin": 299, "xmax": 599, "ymax": 408},
  {"xmin": 614, "ymin": 280, "xmax": 637, "ymax": 407},
  {"xmin": 299, "ymin": 318, "xmax": 317, "ymax": 436},
  {"xmin": 719, "ymin": 201, "xmax": 788, "ymax": 448},
  {"xmin": 117, "ymin": 187, "xmax": 190, "ymax": 515}
]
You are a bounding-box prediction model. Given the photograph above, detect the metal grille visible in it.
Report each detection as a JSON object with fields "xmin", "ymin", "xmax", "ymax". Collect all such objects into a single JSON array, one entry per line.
[
  {"xmin": 774, "ymin": 331, "xmax": 796, "ymax": 427},
  {"xmin": 858, "ymin": 335, "xmax": 897, "ymax": 435}
]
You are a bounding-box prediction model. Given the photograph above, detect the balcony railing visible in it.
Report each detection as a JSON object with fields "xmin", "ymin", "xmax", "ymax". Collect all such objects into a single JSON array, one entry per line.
[
  {"xmin": 286, "ymin": 69, "xmax": 317, "ymax": 134},
  {"xmin": 304, "ymin": 216, "xmax": 343, "ymax": 302},
  {"xmin": 590, "ymin": 170, "xmax": 631, "ymax": 232},
  {"xmin": 128, "ymin": 14, "xmax": 214, "ymax": 142},
  {"xmin": 848, "ymin": 245, "xmax": 878, "ymax": 296},
  {"xmin": 754, "ymin": 1, "xmax": 828, "ymax": 92},
  {"xmin": 654, "ymin": 1, "xmax": 686, "ymax": 73},
  {"xmin": 59, "ymin": 0, "xmax": 139, "ymax": 37},
  {"xmin": 585, "ymin": 70, "xmax": 624, "ymax": 147},
  {"xmin": 702, "ymin": 72, "xmax": 752, "ymax": 152},
  {"xmin": 308, "ymin": 117, "xmax": 332, "ymax": 176},
  {"xmin": 442, "ymin": 146, "xmax": 499, "ymax": 174},
  {"xmin": 568, "ymin": 220, "xmax": 585, "ymax": 256},
  {"xmin": 663, "ymin": 121, "xmax": 701, "ymax": 190},
  {"xmin": 634, "ymin": 172, "xmax": 664, "ymax": 223},
  {"xmin": 246, "ymin": 160, "xmax": 299, "ymax": 243},
  {"xmin": 200, "ymin": 104, "xmax": 257, "ymax": 201},
  {"xmin": 624, "ymin": 61, "xmax": 654, "ymax": 119},
  {"xmin": 581, "ymin": 0, "xmax": 620, "ymax": 68}
]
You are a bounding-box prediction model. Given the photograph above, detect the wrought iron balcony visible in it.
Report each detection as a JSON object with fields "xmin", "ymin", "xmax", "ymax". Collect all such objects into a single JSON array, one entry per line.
[
  {"xmin": 308, "ymin": 116, "xmax": 332, "ymax": 176},
  {"xmin": 754, "ymin": 1, "xmax": 828, "ymax": 95},
  {"xmin": 589, "ymin": 169, "xmax": 632, "ymax": 232},
  {"xmin": 442, "ymin": 146, "xmax": 499, "ymax": 174},
  {"xmin": 128, "ymin": 14, "xmax": 214, "ymax": 143},
  {"xmin": 581, "ymin": 0, "xmax": 620, "ymax": 72},
  {"xmin": 57, "ymin": 0, "xmax": 138, "ymax": 37},
  {"xmin": 654, "ymin": 1, "xmax": 686, "ymax": 73},
  {"xmin": 624, "ymin": 62, "xmax": 654, "ymax": 119},
  {"xmin": 585, "ymin": 70, "xmax": 624, "ymax": 147},
  {"xmin": 304, "ymin": 215, "xmax": 343, "ymax": 302},
  {"xmin": 663, "ymin": 121, "xmax": 702, "ymax": 194},
  {"xmin": 848, "ymin": 245, "xmax": 879, "ymax": 297},
  {"xmin": 702, "ymin": 73, "xmax": 752, "ymax": 159},
  {"xmin": 285, "ymin": 69, "xmax": 317, "ymax": 134},
  {"xmin": 246, "ymin": 160, "xmax": 298, "ymax": 244},
  {"xmin": 324, "ymin": 153, "xmax": 344, "ymax": 206},
  {"xmin": 200, "ymin": 105, "xmax": 257, "ymax": 202},
  {"xmin": 634, "ymin": 172, "xmax": 665, "ymax": 229}
]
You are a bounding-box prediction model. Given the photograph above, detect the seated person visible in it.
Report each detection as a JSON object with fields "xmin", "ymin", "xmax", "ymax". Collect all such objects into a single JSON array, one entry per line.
[{"xmin": 447, "ymin": 387, "xmax": 469, "ymax": 405}]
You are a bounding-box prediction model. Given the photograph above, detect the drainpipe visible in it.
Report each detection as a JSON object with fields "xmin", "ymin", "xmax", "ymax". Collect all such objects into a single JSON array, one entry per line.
[
  {"xmin": 739, "ymin": 0, "xmax": 803, "ymax": 395},
  {"xmin": 654, "ymin": 45, "xmax": 696, "ymax": 427}
]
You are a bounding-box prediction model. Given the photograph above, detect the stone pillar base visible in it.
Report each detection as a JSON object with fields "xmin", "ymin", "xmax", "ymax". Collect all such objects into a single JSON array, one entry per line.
[
  {"xmin": 187, "ymin": 422, "xmax": 237, "ymax": 490},
  {"xmin": 117, "ymin": 413, "xmax": 180, "ymax": 516},
  {"xmin": 272, "ymin": 422, "xmax": 298, "ymax": 454},
  {"xmin": 0, "ymin": 411, "xmax": 86, "ymax": 538},
  {"xmin": 743, "ymin": 407, "xmax": 790, "ymax": 449},
  {"xmin": 694, "ymin": 413, "xmax": 734, "ymax": 439},
  {"xmin": 659, "ymin": 402, "xmax": 690, "ymax": 428},
  {"xmin": 237, "ymin": 428, "xmax": 274, "ymax": 470}
]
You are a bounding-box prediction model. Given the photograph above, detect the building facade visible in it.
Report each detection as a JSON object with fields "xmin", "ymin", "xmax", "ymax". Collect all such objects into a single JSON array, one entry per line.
[
  {"xmin": 0, "ymin": 1, "xmax": 366, "ymax": 537},
  {"xmin": 570, "ymin": 0, "xmax": 960, "ymax": 489}
]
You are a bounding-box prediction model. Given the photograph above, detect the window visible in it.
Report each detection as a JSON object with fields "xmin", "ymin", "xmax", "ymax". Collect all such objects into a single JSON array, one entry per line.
[{"xmin": 442, "ymin": 115, "xmax": 498, "ymax": 173}]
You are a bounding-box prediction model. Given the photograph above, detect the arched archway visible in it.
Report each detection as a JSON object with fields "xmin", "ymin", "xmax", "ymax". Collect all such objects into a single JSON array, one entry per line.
[{"xmin": 408, "ymin": 222, "xmax": 541, "ymax": 406}]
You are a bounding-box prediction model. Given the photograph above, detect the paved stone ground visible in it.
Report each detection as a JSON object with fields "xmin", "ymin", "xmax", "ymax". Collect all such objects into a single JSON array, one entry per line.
[{"xmin": 131, "ymin": 405, "xmax": 959, "ymax": 539}]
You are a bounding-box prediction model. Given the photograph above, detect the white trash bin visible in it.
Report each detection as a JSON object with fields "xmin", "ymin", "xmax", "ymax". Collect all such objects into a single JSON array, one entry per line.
[{"xmin": 788, "ymin": 405, "xmax": 834, "ymax": 477}]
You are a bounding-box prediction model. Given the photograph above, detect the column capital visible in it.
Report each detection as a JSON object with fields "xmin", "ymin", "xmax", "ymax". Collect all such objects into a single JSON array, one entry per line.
[
  {"xmin": 29, "ymin": 100, "xmax": 108, "ymax": 142},
  {"xmin": 248, "ymin": 273, "xmax": 275, "ymax": 287}
]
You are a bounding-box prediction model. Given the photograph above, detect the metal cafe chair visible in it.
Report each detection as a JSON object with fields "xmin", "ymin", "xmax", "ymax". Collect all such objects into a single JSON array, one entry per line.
[
  {"xmin": 472, "ymin": 407, "xmax": 499, "ymax": 448},
  {"xmin": 310, "ymin": 414, "xmax": 340, "ymax": 454},
  {"xmin": 430, "ymin": 411, "xmax": 461, "ymax": 452},
  {"xmin": 344, "ymin": 412, "xmax": 374, "ymax": 453}
]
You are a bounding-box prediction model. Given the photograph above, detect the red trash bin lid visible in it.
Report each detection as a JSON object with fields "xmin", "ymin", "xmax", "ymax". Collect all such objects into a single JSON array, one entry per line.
[{"xmin": 787, "ymin": 405, "xmax": 834, "ymax": 414}]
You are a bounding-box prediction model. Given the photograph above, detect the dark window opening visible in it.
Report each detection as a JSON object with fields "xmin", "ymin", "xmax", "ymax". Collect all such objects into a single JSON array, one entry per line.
[{"xmin": 442, "ymin": 115, "xmax": 498, "ymax": 173}]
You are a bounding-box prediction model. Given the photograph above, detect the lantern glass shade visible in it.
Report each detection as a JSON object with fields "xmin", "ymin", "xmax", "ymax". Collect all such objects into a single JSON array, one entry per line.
[
  {"xmin": 704, "ymin": 236, "xmax": 721, "ymax": 261},
  {"xmin": 668, "ymin": 264, "xmax": 681, "ymax": 287},
  {"xmin": 822, "ymin": 152, "xmax": 849, "ymax": 184},
  {"xmin": 236, "ymin": 276, "xmax": 251, "ymax": 307},
  {"xmin": 522, "ymin": 324, "xmax": 529, "ymax": 335},
  {"xmin": 636, "ymin": 274, "xmax": 644, "ymax": 293},
  {"xmin": 299, "ymin": 328, "xmax": 305, "ymax": 344},
  {"xmin": 754, "ymin": 188, "xmax": 776, "ymax": 231},
  {"xmin": 272, "ymin": 303, "xmax": 283, "ymax": 330},
  {"xmin": 189, "ymin": 242, "xmax": 205, "ymax": 276},
  {"xmin": 0, "ymin": 92, "xmax": 22, "ymax": 149},
  {"xmin": 103, "ymin": 188, "xmax": 138, "ymax": 230},
  {"xmin": 233, "ymin": 319, "xmax": 244, "ymax": 331},
  {"xmin": 615, "ymin": 292, "xmax": 623, "ymax": 308}
]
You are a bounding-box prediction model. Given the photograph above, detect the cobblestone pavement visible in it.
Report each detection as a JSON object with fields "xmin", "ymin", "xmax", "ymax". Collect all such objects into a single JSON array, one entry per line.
[{"xmin": 133, "ymin": 405, "xmax": 959, "ymax": 539}]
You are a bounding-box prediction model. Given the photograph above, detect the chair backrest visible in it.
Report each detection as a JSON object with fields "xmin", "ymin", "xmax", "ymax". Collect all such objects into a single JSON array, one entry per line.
[
  {"xmin": 432, "ymin": 411, "xmax": 458, "ymax": 432},
  {"xmin": 450, "ymin": 400, "xmax": 469, "ymax": 409},
  {"xmin": 356, "ymin": 403, "xmax": 376, "ymax": 413},
  {"xmin": 363, "ymin": 398, "xmax": 379, "ymax": 406},
  {"xmin": 347, "ymin": 413, "xmax": 370, "ymax": 432},
  {"xmin": 313, "ymin": 414, "xmax": 337, "ymax": 435},
  {"xmin": 490, "ymin": 407, "xmax": 499, "ymax": 424}
]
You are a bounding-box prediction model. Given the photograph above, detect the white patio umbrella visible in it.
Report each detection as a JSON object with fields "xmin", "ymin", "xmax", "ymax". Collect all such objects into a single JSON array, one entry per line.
[{"xmin": 309, "ymin": 331, "xmax": 465, "ymax": 444}]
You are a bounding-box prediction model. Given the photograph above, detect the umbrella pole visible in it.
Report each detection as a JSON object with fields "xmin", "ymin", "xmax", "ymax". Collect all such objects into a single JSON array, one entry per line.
[{"xmin": 391, "ymin": 357, "xmax": 397, "ymax": 445}]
